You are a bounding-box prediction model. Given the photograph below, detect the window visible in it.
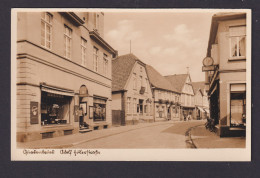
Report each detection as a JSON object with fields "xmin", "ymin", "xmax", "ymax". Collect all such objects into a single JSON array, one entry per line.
[
  {"xmin": 93, "ymin": 47, "xmax": 99, "ymax": 72},
  {"xmin": 158, "ymin": 91, "xmax": 161, "ymax": 99},
  {"xmin": 146, "ymin": 78, "xmax": 149, "ymax": 92},
  {"xmin": 140, "ymin": 76, "xmax": 143, "ymax": 88},
  {"xmin": 103, "ymin": 53, "xmax": 108, "ymax": 76},
  {"xmin": 229, "ymin": 26, "xmax": 246, "ymax": 59},
  {"xmin": 41, "ymin": 92, "xmax": 71, "ymax": 125},
  {"xmin": 95, "ymin": 13, "xmax": 99, "ymax": 30},
  {"xmin": 81, "ymin": 38, "xmax": 87, "ymax": 66},
  {"xmin": 41, "ymin": 12, "xmax": 52, "ymax": 49},
  {"xmin": 93, "ymin": 98, "xmax": 106, "ymax": 122},
  {"xmin": 127, "ymin": 97, "xmax": 131, "ymax": 114},
  {"xmin": 230, "ymin": 84, "xmax": 246, "ymax": 127},
  {"xmin": 133, "ymin": 73, "xmax": 137, "ymax": 90},
  {"xmin": 133, "ymin": 98, "xmax": 137, "ymax": 114},
  {"xmin": 64, "ymin": 25, "xmax": 72, "ymax": 59}
]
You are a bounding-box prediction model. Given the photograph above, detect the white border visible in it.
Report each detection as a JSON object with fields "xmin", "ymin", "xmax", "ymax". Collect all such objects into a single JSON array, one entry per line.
[{"xmin": 11, "ymin": 8, "xmax": 251, "ymax": 161}]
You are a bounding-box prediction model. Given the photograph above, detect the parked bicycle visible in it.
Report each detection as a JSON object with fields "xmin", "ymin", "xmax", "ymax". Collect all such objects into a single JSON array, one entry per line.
[{"xmin": 205, "ymin": 117, "xmax": 216, "ymax": 132}]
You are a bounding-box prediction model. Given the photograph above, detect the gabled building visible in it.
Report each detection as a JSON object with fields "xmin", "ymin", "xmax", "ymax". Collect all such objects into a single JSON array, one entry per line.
[
  {"xmin": 16, "ymin": 11, "xmax": 117, "ymax": 142},
  {"xmin": 165, "ymin": 74, "xmax": 195, "ymax": 120},
  {"xmin": 111, "ymin": 54, "xmax": 153, "ymax": 125},
  {"xmin": 192, "ymin": 81, "xmax": 210, "ymax": 120},
  {"xmin": 146, "ymin": 65, "xmax": 181, "ymax": 121},
  {"xmin": 202, "ymin": 13, "xmax": 247, "ymax": 137}
]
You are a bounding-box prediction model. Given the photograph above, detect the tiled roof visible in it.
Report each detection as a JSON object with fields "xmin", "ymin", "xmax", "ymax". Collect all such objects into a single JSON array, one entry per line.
[
  {"xmin": 145, "ymin": 65, "xmax": 179, "ymax": 93},
  {"xmin": 164, "ymin": 74, "xmax": 189, "ymax": 93},
  {"xmin": 191, "ymin": 81, "xmax": 206, "ymax": 95},
  {"xmin": 112, "ymin": 53, "xmax": 144, "ymax": 92}
]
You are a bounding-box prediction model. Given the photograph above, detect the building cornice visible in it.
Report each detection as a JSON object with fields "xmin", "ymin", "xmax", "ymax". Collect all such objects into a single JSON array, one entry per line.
[{"xmin": 89, "ymin": 31, "xmax": 118, "ymax": 57}]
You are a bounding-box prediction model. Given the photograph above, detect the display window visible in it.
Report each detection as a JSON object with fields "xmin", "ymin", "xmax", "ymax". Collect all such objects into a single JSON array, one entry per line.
[
  {"xmin": 230, "ymin": 84, "xmax": 246, "ymax": 127},
  {"xmin": 93, "ymin": 98, "xmax": 106, "ymax": 122},
  {"xmin": 41, "ymin": 91, "xmax": 71, "ymax": 125}
]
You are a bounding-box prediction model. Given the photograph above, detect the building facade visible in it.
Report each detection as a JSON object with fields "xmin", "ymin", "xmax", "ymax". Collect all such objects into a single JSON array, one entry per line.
[
  {"xmin": 202, "ymin": 13, "xmax": 247, "ymax": 137},
  {"xmin": 111, "ymin": 54, "xmax": 154, "ymax": 125},
  {"xmin": 16, "ymin": 11, "xmax": 117, "ymax": 142},
  {"xmin": 192, "ymin": 82, "xmax": 210, "ymax": 120},
  {"xmin": 165, "ymin": 74, "xmax": 195, "ymax": 121},
  {"xmin": 146, "ymin": 65, "xmax": 181, "ymax": 121}
]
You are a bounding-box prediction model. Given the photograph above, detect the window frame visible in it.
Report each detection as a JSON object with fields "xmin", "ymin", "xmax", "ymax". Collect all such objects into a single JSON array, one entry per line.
[
  {"xmin": 93, "ymin": 46, "xmax": 99, "ymax": 72},
  {"xmin": 228, "ymin": 25, "xmax": 246, "ymax": 61},
  {"xmin": 81, "ymin": 37, "xmax": 87, "ymax": 66},
  {"xmin": 64, "ymin": 25, "xmax": 72, "ymax": 59},
  {"xmin": 41, "ymin": 12, "xmax": 52, "ymax": 49},
  {"xmin": 103, "ymin": 53, "xmax": 108, "ymax": 76}
]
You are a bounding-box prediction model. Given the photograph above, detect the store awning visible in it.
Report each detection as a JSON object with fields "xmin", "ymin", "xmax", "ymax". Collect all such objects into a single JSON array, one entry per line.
[
  {"xmin": 204, "ymin": 109, "xmax": 210, "ymax": 113},
  {"xmin": 197, "ymin": 107, "xmax": 205, "ymax": 112},
  {"xmin": 41, "ymin": 84, "xmax": 74, "ymax": 96}
]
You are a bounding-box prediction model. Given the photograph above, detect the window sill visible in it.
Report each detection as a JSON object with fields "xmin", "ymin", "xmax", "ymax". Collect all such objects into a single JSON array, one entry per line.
[{"xmin": 228, "ymin": 57, "xmax": 246, "ymax": 61}]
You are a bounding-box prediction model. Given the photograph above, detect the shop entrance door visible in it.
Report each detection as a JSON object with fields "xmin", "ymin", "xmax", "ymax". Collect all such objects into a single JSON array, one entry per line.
[
  {"xmin": 167, "ymin": 107, "xmax": 171, "ymax": 120},
  {"xmin": 79, "ymin": 102, "xmax": 87, "ymax": 128}
]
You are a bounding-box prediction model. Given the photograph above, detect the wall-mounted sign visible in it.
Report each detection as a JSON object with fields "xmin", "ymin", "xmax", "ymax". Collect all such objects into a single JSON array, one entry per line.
[
  {"xmin": 30, "ymin": 101, "xmax": 39, "ymax": 124},
  {"xmin": 202, "ymin": 57, "xmax": 214, "ymax": 67},
  {"xmin": 202, "ymin": 66, "xmax": 215, "ymax": 72}
]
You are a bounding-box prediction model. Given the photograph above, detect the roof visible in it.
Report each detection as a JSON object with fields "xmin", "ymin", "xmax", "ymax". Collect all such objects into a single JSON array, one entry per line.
[
  {"xmin": 145, "ymin": 65, "xmax": 179, "ymax": 93},
  {"xmin": 112, "ymin": 53, "xmax": 145, "ymax": 92},
  {"xmin": 206, "ymin": 12, "xmax": 246, "ymax": 57},
  {"xmin": 191, "ymin": 81, "xmax": 206, "ymax": 95},
  {"xmin": 164, "ymin": 74, "xmax": 189, "ymax": 93}
]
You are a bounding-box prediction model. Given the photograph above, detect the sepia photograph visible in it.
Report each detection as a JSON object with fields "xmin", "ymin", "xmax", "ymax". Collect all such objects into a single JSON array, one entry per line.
[{"xmin": 11, "ymin": 8, "xmax": 251, "ymax": 161}]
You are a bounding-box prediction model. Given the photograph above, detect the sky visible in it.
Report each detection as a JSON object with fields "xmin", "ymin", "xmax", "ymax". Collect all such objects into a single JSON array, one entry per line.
[{"xmin": 104, "ymin": 11, "xmax": 215, "ymax": 82}]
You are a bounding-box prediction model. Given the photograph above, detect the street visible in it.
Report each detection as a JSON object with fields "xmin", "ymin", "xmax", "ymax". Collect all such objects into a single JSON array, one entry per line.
[{"xmin": 71, "ymin": 120, "xmax": 204, "ymax": 149}]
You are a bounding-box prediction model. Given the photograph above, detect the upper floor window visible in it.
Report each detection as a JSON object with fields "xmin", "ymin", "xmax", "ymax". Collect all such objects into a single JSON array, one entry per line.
[
  {"xmin": 41, "ymin": 12, "xmax": 52, "ymax": 49},
  {"xmin": 95, "ymin": 13, "xmax": 100, "ymax": 31},
  {"xmin": 81, "ymin": 38, "xmax": 87, "ymax": 66},
  {"xmin": 145, "ymin": 78, "xmax": 149, "ymax": 92},
  {"xmin": 103, "ymin": 53, "xmax": 108, "ymax": 76},
  {"xmin": 64, "ymin": 25, "xmax": 72, "ymax": 59},
  {"xmin": 93, "ymin": 47, "xmax": 99, "ymax": 72},
  {"xmin": 133, "ymin": 73, "xmax": 137, "ymax": 90},
  {"xmin": 229, "ymin": 26, "xmax": 246, "ymax": 59}
]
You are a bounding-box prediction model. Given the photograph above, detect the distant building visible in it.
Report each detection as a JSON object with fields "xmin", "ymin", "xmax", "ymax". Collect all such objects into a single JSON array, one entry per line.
[
  {"xmin": 202, "ymin": 13, "xmax": 246, "ymax": 137},
  {"xmin": 165, "ymin": 74, "xmax": 195, "ymax": 121},
  {"xmin": 16, "ymin": 11, "xmax": 117, "ymax": 142},
  {"xmin": 111, "ymin": 54, "xmax": 154, "ymax": 125},
  {"xmin": 191, "ymin": 82, "xmax": 210, "ymax": 120},
  {"xmin": 146, "ymin": 65, "xmax": 181, "ymax": 121}
]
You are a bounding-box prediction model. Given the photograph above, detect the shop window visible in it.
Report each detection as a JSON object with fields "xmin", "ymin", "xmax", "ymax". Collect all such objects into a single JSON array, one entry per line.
[
  {"xmin": 156, "ymin": 105, "xmax": 159, "ymax": 117},
  {"xmin": 230, "ymin": 84, "xmax": 246, "ymax": 127},
  {"xmin": 41, "ymin": 92, "xmax": 71, "ymax": 125},
  {"xmin": 93, "ymin": 98, "xmax": 106, "ymax": 122},
  {"xmin": 41, "ymin": 12, "xmax": 52, "ymax": 49},
  {"xmin": 229, "ymin": 26, "xmax": 246, "ymax": 59}
]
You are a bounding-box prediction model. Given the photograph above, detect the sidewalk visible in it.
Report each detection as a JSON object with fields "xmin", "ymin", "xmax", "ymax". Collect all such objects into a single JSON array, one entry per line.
[
  {"xmin": 190, "ymin": 125, "xmax": 246, "ymax": 148},
  {"xmin": 17, "ymin": 121, "xmax": 175, "ymax": 149}
]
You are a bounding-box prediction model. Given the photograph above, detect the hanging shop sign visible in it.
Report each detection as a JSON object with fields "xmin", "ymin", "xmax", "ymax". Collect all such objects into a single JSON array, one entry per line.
[
  {"xmin": 203, "ymin": 57, "xmax": 214, "ymax": 66},
  {"xmin": 30, "ymin": 101, "xmax": 39, "ymax": 124}
]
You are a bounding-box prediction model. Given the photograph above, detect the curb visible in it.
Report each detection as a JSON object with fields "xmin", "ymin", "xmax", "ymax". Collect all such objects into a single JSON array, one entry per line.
[{"xmin": 188, "ymin": 124, "xmax": 205, "ymax": 149}]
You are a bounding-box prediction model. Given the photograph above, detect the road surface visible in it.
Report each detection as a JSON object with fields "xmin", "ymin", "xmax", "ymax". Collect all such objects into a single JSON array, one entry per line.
[{"xmin": 71, "ymin": 120, "xmax": 205, "ymax": 149}]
